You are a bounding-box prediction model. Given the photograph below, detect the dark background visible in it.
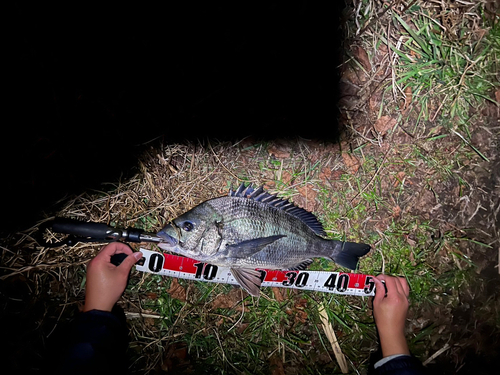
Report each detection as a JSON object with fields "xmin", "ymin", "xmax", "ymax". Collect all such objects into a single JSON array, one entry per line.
[{"xmin": 5, "ymin": 2, "xmax": 344, "ymax": 234}]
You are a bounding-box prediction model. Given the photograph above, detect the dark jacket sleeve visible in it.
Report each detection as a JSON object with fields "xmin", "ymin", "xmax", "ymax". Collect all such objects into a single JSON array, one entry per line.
[
  {"xmin": 374, "ymin": 355, "xmax": 425, "ymax": 375},
  {"xmin": 57, "ymin": 308, "xmax": 129, "ymax": 375}
]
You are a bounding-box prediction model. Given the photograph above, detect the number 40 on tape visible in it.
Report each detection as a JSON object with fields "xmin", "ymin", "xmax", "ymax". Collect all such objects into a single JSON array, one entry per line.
[{"xmin": 136, "ymin": 249, "xmax": 376, "ymax": 297}]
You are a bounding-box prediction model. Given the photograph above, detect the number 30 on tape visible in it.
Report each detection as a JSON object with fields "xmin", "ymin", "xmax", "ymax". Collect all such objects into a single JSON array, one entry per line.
[{"xmin": 136, "ymin": 249, "xmax": 376, "ymax": 297}]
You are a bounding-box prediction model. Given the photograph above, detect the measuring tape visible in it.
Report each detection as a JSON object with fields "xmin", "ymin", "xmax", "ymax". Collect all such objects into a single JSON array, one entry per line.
[{"xmin": 136, "ymin": 249, "xmax": 375, "ymax": 297}]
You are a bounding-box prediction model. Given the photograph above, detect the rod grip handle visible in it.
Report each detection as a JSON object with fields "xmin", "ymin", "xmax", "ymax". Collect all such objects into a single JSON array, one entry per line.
[{"xmin": 52, "ymin": 218, "xmax": 113, "ymax": 240}]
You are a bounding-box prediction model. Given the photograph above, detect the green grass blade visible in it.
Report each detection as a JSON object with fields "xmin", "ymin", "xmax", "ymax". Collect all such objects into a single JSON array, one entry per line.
[{"xmin": 393, "ymin": 13, "xmax": 432, "ymax": 57}]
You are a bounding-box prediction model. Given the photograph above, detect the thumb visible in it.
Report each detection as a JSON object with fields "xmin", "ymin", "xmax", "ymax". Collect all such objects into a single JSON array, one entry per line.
[{"xmin": 119, "ymin": 252, "xmax": 143, "ymax": 272}]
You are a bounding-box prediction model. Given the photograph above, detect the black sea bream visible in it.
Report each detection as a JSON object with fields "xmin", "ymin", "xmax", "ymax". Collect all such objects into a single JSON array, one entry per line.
[{"xmin": 157, "ymin": 184, "xmax": 371, "ymax": 296}]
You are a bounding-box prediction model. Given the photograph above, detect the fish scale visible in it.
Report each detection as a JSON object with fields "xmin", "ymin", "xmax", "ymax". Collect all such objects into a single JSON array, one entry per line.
[
  {"xmin": 157, "ymin": 183, "xmax": 371, "ymax": 296},
  {"xmin": 210, "ymin": 198, "xmax": 316, "ymax": 268},
  {"xmin": 214, "ymin": 198, "xmax": 311, "ymax": 250}
]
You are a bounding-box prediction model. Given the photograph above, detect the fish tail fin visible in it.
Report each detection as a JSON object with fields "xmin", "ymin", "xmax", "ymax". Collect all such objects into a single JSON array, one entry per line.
[{"xmin": 329, "ymin": 241, "xmax": 371, "ymax": 270}]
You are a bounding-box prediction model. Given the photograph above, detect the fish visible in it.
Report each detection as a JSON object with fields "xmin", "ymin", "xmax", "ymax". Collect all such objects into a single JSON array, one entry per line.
[{"xmin": 157, "ymin": 183, "xmax": 371, "ymax": 296}]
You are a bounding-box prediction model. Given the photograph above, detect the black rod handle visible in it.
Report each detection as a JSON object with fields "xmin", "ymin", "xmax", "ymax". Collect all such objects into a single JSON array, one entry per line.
[{"xmin": 51, "ymin": 218, "xmax": 114, "ymax": 240}]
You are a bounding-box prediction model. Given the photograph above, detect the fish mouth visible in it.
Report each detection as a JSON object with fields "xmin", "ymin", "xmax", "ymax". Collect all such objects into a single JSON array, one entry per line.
[{"xmin": 157, "ymin": 225, "xmax": 179, "ymax": 247}]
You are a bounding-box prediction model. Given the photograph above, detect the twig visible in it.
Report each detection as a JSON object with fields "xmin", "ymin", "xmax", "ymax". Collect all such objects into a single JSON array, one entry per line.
[
  {"xmin": 373, "ymin": 242, "xmax": 386, "ymax": 275},
  {"xmin": 430, "ymin": 94, "xmax": 448, "ymax": 122},
  {"xmin": 207, "ymin": 139, "xmax": 242, "ymax": 182},
  {"xmin": 47, "ymin": 292, "xmax": 69, "ymax": 338},
  {"xmin": 349, "ymin": 146, "xmax": 393, "ymax": 206},
  {"xmin": 227, "ymin": 289, "xmax": 246, "ymax": 333},
  {"xmin": 450, "ymin": 129, "xmax": 490, "ymax": 162},
  {"xmin": 357, "ymin": 0, "xmax": 419, "ymax": 38},
  {"xmin": 423, "ymin": 343, "xmax": 450, "ymax": 366},
  {"xmin": 319, "ymin": 304, "xmax": 349, "ymax": 374},
  {"xmin": 125, "ymin": 312, "xmax": 167, "ymax": 319},
  {"xmin": 0, "ymin": 261, "xmax": 88, "ymax": 280}
]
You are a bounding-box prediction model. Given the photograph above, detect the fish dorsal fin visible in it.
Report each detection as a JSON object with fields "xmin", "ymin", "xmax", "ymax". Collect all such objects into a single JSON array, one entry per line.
[{"xmin": 230, "ymin": 183, "xmax": 326, "ymax": 236}]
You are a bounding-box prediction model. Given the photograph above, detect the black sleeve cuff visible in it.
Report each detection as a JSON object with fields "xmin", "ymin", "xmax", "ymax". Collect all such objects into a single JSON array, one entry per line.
[
  {"xmin": 374, "ymin": 354, "xmax": 425, "ymax": 375},
  {"xmin": 58, "ymin": 308, "xmax": 129, "ymax": 375}
]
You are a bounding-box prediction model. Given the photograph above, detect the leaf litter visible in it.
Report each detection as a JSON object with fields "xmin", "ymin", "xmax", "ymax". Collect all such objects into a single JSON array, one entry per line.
[{"xmin": 373, "ymin": 116, "xmax": 397, "ymax": 136}]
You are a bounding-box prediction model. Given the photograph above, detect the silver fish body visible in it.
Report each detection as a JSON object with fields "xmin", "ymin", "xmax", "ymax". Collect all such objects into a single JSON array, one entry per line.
[{"xmin": 158, "ymin": 184, "xmax": 370, "ymax": 296}]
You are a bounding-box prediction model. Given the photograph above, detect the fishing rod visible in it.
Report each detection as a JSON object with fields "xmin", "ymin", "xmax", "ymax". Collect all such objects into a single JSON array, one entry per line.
[
  {"xmin": 36, "ymin": 217, "xmax": 163, "ymax": 248},
  {"xmin": 36, "ymin": 217, "xmax": 162, "ymax": 266},
  {"xmin": 36, "ymin": 218, "xmax": 376, "ymax": 296}
]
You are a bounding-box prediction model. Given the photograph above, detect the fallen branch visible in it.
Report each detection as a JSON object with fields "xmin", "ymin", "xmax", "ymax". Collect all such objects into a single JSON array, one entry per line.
[
  {"xmin": 319, "ymin": 304, "xmax": 349, "ymax": 374},
  {"xmin": 423, "ymin": 343, "xmax": 450, "ymax": 366},
  {"xmin": 125, "ymin": 312, "xmax": 166, "ymax": 319}
]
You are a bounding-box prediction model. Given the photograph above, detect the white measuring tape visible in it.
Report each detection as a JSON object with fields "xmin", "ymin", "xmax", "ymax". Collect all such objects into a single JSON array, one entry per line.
[{"xmin": 136, "ymin": 249, "xmax": 375, "ymax": 297}]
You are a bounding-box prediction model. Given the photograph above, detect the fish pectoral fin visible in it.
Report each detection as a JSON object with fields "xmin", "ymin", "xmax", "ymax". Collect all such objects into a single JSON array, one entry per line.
[
  {"xmin": 231, "ymin": 268, "xmax": 263, "ymax": 297},
  {"xmin": 227, "ymin": 235, "xmax": 286, "ymax": 258}
]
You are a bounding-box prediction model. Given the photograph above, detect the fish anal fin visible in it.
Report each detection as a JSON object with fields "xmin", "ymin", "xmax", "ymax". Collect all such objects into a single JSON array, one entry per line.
[
  {"xmin": 287, "ymin": 259, "xmax": 314, "ymax": 271},
  {"xmin": 227, "ymin": 235, "xmax": 286, "ymax": 258},
  {"xmin": 231, "ymin": 268, "xmax": 263, "ymax": 297}
]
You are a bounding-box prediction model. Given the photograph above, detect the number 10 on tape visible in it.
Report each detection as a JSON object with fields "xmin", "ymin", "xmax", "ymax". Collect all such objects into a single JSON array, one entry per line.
[{"xmin": 136, "ymin": 249, "xmax": 376, "ymax": 297}]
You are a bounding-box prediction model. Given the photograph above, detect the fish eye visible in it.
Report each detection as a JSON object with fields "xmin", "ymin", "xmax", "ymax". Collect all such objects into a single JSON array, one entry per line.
[{"xmin": 182, "ymin": 221, "xmax": 194, "ymax": 232}]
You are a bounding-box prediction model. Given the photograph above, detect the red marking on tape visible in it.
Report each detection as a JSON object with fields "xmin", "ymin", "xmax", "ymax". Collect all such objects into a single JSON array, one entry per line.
[
  {"xmin": 261, "ymin": 269, "xmax": 298, "ymax": 283},
  {"xmin": 345, "ymin": 273, "xmax": 364, "ymax": 289},
  {"xmin": 163, "ymin": 253, "xmax": 198, "ymax": 273}
]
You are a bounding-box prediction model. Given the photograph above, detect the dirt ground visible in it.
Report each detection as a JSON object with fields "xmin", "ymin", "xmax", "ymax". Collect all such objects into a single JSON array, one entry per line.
[{"xmin": 338, "ymin": 41, "xmax": 500, "ymax": 373}]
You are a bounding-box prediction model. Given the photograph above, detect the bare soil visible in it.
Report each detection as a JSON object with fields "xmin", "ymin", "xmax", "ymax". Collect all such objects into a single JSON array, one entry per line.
[{"xmin": 338, "ymin": 45, "xmax": 500, "ymax": 373}]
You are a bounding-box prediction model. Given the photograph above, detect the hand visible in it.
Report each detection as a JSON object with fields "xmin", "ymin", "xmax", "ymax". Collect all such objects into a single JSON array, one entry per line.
[
  {"xmin": 372, "ymin": 275, "xmax": 410, "ymax": 357},
  {"xmin": 83, "ymin": 243, "xmax": 143, "ymax": 312}
]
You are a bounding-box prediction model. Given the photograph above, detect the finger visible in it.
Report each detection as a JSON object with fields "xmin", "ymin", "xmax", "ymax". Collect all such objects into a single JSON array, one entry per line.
[
  {"xmin": 99, "ymin": 242, "xmax": 133, "ymax": 257},
  {"xmin": 88, "ymin": 245, "xmax": 114, "ymax": 265},
  {"xmin": 393, "ymin": 277, "xmax": 409, "ymax": 298},
  {"xmin": 114, "ymin": 243, "xmax": 134, "ymax": 255},
  {"xmin": 381, "ymin": 275, "xmax": 398, "ymax": 295},
  {"xmin": 390, "ymin": 276, "xmax": 404, "ymax": 296},
  {"xmin": 398, "ymin": 276, "xmax": 410, "ymax": 297},
  {"xmin": 373, "ymin": 277, "xmax": 387, "ymax": 302},
  {"xmin": 118, "ymin": 252, "xmax": 143, "ymax": 273},
  {"xmin": 108, "ymin": 242, "xmax": 133, "ymax": 254}
]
